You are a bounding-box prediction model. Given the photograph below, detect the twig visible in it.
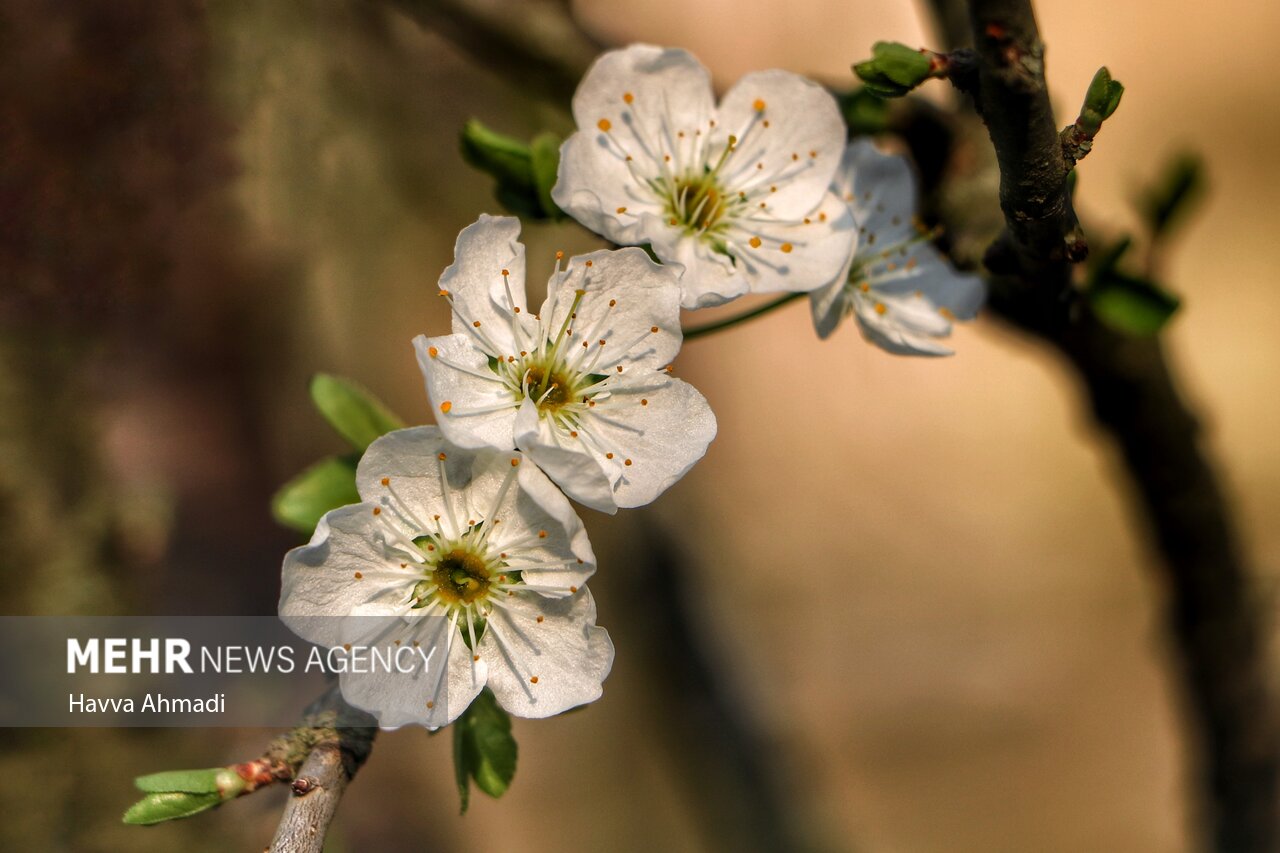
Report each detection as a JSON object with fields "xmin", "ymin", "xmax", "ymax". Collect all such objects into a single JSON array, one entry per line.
[
  {"xmin": 268, "ymin": 686, "xmax": 378, "ymax": 853},
  {"xmin": 961, "ymin": 0, "xmax": 1280, "ymax": 848}
]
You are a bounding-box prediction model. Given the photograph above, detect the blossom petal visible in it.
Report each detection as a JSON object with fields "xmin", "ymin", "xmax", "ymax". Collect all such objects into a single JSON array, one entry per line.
[
  {"xmin": 729, "ymin": 189, "xmax": 855, "ymax": 295},
  {"xmin": 554, "ymin": 45, "xmax": 714, "ymax": 244},
  {"xmin": 866, "ymin": 244, "xmax": 986, "ymax": 319},
  {"xmin": 480, "ymin": 589, "xmax": 614, "ymax": 719},
  {"xmin": 438, "ymin": 215, "xmax": 527, "ymax": 353},
  {"xmin": 714, "ymin": 70, "xmax": 846, "ymax": 220},
  {"xmin": 514, "ymin": 397, "xmax": 617, "ymax": 514},
  {"xmin": 584, "ymin": 374, "xmax": 716, "ymax": 509},
  {"xmin": 337, "ymin": 603, "xmax": 485, "ymax": 729},
  {"xmin": 415, "ymin": 333, "xmax": 517, "ymax": 451},
  {"xmin": 650, "ymin": 229, "xmax": 750, "ymax": 310},
  {"xmin": 541, "ymin": 248, "xmax": 683, "ymax": 372},
  {"xmin": 837, "ymin": 139, "xmax": 917, "ymax": 244},
  {"xmin": 853, "ymin": 290, "xmax": 956, "ymax": 356}
]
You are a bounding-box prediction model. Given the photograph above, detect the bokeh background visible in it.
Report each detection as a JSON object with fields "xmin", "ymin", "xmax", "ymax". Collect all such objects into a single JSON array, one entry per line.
[{"xmin": 2, "ymin": 0, "xmax": 1279, "ymax": 850}]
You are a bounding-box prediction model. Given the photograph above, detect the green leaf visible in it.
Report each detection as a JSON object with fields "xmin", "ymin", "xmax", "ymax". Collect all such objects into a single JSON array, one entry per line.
[
  {"xmin": 873, "ymin": 42, "xmax": 931, "ymax": 87},
  {"xmin": 1087, "ymin": 234, "xmax": 1133, "ymax": 280},
  {"xmin": 1089, "ymin": 271, "xmax": 1180, "ymax": 336},
  {"xmin": 134, "ymin": 768, "xmax": 224, "ymax": 795},
  {"xmin": 460, "ymin": 119, "xmax": 560, "ymax": 220},
  {"xmin": 1084, "ymin": 67, "xmax": 1124, "ymax": 120},
  {"xmin": 460, "ymin": 119, "xmax": 535, "ymax": 191},
  {"xmin": 1078, "ymin": 67, "xmax": 1124, "ymax": 134},
  {"xmin": 272, "ymin": 454, "xmax": 361, "ymax": 534},
  {"xmin": 1137, "ymin": 152, "xmax": 1205, "ymax": 239},
  {"xmin": 853, "ymin": 44, "xmax": 933, "ymax": 98},
  {"xmin": 122, "ymin": 791, "xmax": 222, "ymax": 825},
  {"xmin": 530, "ymin": 132, "xmax": 564, "ymax": 221},
  {"xmin": 837, "ymin": 88, "xmax": 891, "ymax": 136},
  {"xmin": 452, "ymin": 688, "xmax": 517, "ymax": 813},
  {"xmin": 309, "ymin": 374, "xmax": 404, "ymax": 451}
]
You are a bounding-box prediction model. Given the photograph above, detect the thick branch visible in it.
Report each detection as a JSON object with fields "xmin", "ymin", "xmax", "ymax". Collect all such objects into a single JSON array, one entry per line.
[
  {"xmin": 967, "ymin": 0, "xmax": 1084, "ymax": 277},
  {"xmin": 268, "ymin": 686, "xmax": 378, "ymax": 853},
  {"xmin": 961, "ymin": 0, "xmax": 1280, "ymax": 848}
]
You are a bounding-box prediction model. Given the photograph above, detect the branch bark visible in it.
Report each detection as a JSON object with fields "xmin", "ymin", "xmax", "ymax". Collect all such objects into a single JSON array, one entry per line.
[
  {"xmin": 962, "ymin": 0, "xmax": 1280, "ymax": 848},
  {"xmin": 268, "ymin": 686, "xmax": 378, "ymax": 853}
]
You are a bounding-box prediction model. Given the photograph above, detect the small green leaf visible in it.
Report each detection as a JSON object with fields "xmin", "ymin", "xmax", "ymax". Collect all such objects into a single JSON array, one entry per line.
[
  {"xmin": 1089, "ymin": 271, "xmax": 1180, "ymax": 336},
  {"xmin": 1137, "ymin": 152, "xmax": 1205, "ymax": 239},
  {"xmin": 460, "ymin": 119, "xmax": 562, "ymax": 220},
  {"xmin": 452, "ymin": 688, "xmax": 517, "ymax": 813},
  {"xmin": 272, "ymin": 454, "xmax": 361, "ymax": 534},
  {"xmin": 309, "ymin": 374, "xmax": 404, "ymax": 451},
  {"xmin": 1087, "ymin": 234, "xmax": 1133, "ymax": 280},
  {"xmin": 1078, "ymin": 67, "xmax": 1124, "ymax": 134},
  {"xmin": 529, "ymin": 132, "xmax": 564, "ymax": 221},
  {"xmin": 122, "ymin": 791, "xmax": 222, "ymax": 825},
  {"xmin": 873, "ymin": 42, "xmax": 932, "ymax": 87},
  {"xmin": 853, "ymin": 62, "xmax": 912, "ymax": 99},
  {"xmin": 460, "ymin": 119, "xmax": 535, "ymax": 191},
  {"xmin": 836, "ymin": 88, "xmax": 891, "ymax": 135},
  {"xmin": 134, "ymin": 768, "xmax": 225, "ymax": 795}
]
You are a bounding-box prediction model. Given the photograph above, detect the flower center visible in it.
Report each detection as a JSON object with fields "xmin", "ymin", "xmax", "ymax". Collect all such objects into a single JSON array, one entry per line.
[
  {"xmin": 523, "ymin": 362, "xmax": 574, "ymax": 412},
  {"xmin": 663, "ymin": 172, "xmax": 728, "ymax": 234},
  {"xmin": 430, "ymin": 548, "xmax": 491, "ymax": 605}
]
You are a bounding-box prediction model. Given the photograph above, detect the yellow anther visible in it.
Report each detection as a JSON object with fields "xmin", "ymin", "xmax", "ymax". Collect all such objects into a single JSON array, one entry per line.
[
  {"xmin": 753, "ymin": 98, "xmax": 766, "ymax": 111},
  {"xmin": 623, "ymin": 92, "xmax": 634, "ymax": 104},
  {"xmin": 616, "ymin": 206, "xmax": 627, "ymax": 214},
  {"xmin": 380, "ymin": 477, "xmax": 390, "ymax": 486},
  {"xmin": 749, "ymin": 237, "xmax": 762, "ymax": 248},
  {"xmin": 874, "ymin": 302, "xmax": 887, "ymax": 315},
  {"xmin": 780, "ymin": 243, "xmax": 793, "ymax": 253},
  {"xmin": 939, "ymin": 306, "xmax": 956, "ymax": 320},
  {"xmin": 597, "ymin": 118, "xmax": 611, "ymax": 132},
  {"xmin": 440, "ymin": 402, "xmax": 452, "ymax": 413},
  {"xmin": 427, "ymin": 346, "xmax": 438, "ymax": 358}
]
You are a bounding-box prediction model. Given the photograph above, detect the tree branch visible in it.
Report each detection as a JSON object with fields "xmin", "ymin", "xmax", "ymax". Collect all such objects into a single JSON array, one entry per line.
[
  {"xmin": 961, "ymin": 0, "xmax": 1280, "ymax": 848},
  {"xmin": 268, "ymin": 686, "xmax": 378, "ymax": 853}
]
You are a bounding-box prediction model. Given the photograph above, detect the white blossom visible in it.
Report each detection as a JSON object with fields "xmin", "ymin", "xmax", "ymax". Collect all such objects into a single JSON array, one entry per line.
[
  {"xmin": 552, "ymin": 44, "xmax": 855, "ymax": 309},
  {"xmin": 810, "ymin": 140, "xmax": 985, "ymax": 355},
  {"xmin": 279, "ymin": 426, "xmax": 613, "ymax": 728},
  {"xmin": 415, "ymin": 215, "xmax": 716, "ymax": 514}
]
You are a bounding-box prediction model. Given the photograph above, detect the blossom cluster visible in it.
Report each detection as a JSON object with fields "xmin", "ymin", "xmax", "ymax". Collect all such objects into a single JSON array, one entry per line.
[{"xmin": 278, "ymin": 44, "xmax": 983, "ymax": 730}]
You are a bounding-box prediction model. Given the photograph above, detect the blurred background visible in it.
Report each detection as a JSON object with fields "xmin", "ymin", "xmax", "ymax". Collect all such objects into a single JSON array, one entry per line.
[{"xmin": 2, "ymin": 0, "xmax": 1279, "ymax": 850}]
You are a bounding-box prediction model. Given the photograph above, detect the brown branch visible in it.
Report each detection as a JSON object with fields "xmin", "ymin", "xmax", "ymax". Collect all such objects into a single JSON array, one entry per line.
[
  {"xmin": 267, "ymin": 686, "xmax": 378, "ymax": 853},
  {"xmin": 961, "ymin": 0, "xmax": 1280, "ymax": 848}
]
